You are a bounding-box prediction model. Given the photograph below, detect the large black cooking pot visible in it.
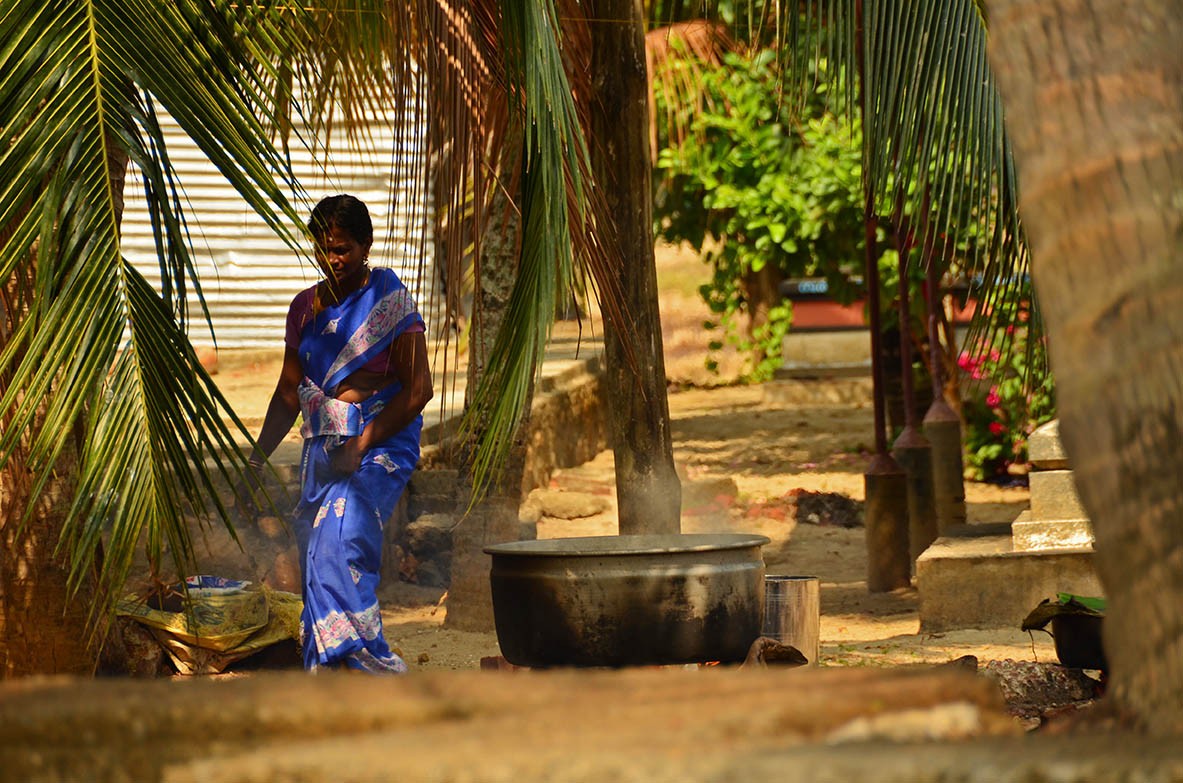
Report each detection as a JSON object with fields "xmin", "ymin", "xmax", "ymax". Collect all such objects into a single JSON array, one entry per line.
[{"xmin": 485, "ymin": 533, "xmax": 770, "ymax": 667}]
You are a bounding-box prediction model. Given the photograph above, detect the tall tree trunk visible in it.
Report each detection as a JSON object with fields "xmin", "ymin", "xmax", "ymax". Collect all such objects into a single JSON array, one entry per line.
[
  {"xmin": 445, "ymin": 150, "xmax": 530, "ymax": 631},
  {"xmin": 0, "ymin": 137, "xmax": 130, "ymax": 676},
  {"xmin": 590, "ymin": 0, "xmax": 682, "ymax": 535},
  {"xmin": 0, "ymin": 418, "xmax": 93, "ymax": 676},
  {"xmin": 988, "ymin": 0, "xmax": 1183, "ymax": 732}
]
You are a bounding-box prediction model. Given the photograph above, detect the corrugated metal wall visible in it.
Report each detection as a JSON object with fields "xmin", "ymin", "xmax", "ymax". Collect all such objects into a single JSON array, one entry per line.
[{"xmin": 121, "ymin": 103, "xmax": 437, "ymax": 349}]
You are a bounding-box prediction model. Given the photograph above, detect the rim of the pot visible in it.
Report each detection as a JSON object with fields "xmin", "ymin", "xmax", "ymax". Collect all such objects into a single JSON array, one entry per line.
[{"xmin": 484, "ymin": 533, "xmax": 771, "ymax": 557}]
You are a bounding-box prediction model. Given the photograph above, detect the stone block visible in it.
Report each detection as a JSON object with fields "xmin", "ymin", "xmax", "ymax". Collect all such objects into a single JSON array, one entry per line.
[
  {"xmin": 407, "ymin": 494, "xmax": 456, "ymax": 518},
  {"xmin": 522, "ymin": 371, "xmax": 607, "ymax": 494},
  {"xmin": 1027, "ymin": 419, "xmax": 1069, "ymax": 470},
  {"xmin": 780, "ymin": 330, "xmax": 870, "ymax": 372},
  {"xmin": 413, "ymin": 557, "xmax": 451, "ymax": 588},
  {"xmin": 266, "ymin": 441, "xmax": 304, "ymax": 486},
  {"xmin": 917, "ymin": 525, "xmax": 1102, "ymax": 632},
  {"xmin": 390, "ymin": 512, "xmax": 457, "ymax": 587},
  {"xmin": 1011, "ymin": 510, "xmax": 1094, "ymax": 552},
  {"xmin": 518, "ymin": 519, "xmax": 538, "ymax": 541},
  {"xmin": 444, "ymin": 500, "xmax": 520, "ymax": 632},
  {"xmin": 408, "ymin": 468, "xmax": 462, "ymax": 496},
  {"xmin": 531, "ymin": 489, "xmax": 610, "ymax": 519},
  {"xmin": 406, "ymin": 469, "xmax": 464, "ymax": 517},
  {"xmin": 404, "ymin": 513, "xmax": 458, "ymax": 554},
  {"xmin": 1028, "ymin": 469, "xmax": 1088, "ymax": 521}
]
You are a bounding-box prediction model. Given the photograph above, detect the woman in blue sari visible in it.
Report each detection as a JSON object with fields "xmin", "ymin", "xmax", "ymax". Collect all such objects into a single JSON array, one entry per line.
[{"xmin": 247, "ymin": 195, "xmax": 432, "ymax": 673}]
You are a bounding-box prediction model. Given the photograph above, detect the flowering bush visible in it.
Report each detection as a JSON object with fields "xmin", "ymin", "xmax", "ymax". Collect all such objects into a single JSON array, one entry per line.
[{"xmin": 959, "ymin": 321, "xmax": 1056, "ymax": 482}]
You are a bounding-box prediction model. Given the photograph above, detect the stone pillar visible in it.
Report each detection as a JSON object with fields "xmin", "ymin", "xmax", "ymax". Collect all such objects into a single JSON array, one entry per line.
[{"xmin": 1011, "ymin": 420, "xmax": 1095, "ymax": 551}]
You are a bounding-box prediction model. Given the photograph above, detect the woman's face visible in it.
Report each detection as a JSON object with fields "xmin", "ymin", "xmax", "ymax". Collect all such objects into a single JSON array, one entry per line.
[{"xmin": 315, "ymin": 225, "xmax": 370, "ymax": 291}]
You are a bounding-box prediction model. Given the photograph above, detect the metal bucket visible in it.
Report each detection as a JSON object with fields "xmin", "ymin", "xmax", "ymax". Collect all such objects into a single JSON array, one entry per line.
[
  {"xmin": 762, "ymin": 575, "xmax": 820, "ymax": 665},
  {"xmin": 485, "ymin": 533, "xmax": 770, "ymax": 668}
]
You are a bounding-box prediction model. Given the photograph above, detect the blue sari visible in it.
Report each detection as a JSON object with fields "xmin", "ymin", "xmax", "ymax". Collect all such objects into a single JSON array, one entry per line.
[{"xmin": 293, "ymin": 268, "xmax": 422, "ymax": 673}]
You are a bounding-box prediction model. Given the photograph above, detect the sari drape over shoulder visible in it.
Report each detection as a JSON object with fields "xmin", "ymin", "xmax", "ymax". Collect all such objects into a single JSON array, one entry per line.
[{"xmin": 291, "ymin": 268, "xmax": 423, "ymax": 673}]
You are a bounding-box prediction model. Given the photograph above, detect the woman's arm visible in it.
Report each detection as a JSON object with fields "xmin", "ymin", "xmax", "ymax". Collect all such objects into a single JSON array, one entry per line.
[
  {"xmin": 249, "ymin": 346, "xmax": 304, "ymax": 465},
  {"xmin": 331, "ymin": 331, "xmax": 433, "ymax": 474}
]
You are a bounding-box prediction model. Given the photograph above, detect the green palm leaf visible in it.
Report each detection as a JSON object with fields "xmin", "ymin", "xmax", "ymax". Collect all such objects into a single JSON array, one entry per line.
[
  {"xmin": 459, "ymin": 0, "xmax": 594, "ymax": 496},
  {"xmin": 2, "ymin": 0, "xmax": 622, "ymax": 622},
  {"xmin": 0, "ymin": 0, "xmax": 309, "ymax": 610},
  {"xmin": 824, "ymin": 0, "xmax": 1030, "ymax": 342}
]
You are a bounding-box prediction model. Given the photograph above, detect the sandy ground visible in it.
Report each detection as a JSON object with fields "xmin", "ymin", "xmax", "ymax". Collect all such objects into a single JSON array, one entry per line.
[
  {"xmin": 378, "ymin": 386, "xmax": 1048, "ymax": 672},
  {"xmin": 313, "ymin": 244, "xmax": 1053, "ymax": 673}
]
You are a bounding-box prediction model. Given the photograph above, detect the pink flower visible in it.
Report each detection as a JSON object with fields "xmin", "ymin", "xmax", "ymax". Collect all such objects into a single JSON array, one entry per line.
[
  {"xmin": 988, "ymin": 421, "xmax": 1006, "ymax": 436},
  {"xmin": 985, "ymin": 388, "xmax": 1001, "ymax": 407},
  {"xmin": 989, "ymin": 349, "xmax": 1001, "ymax": 363},
  {"xmin": 957, "ymin": 352, "xmax": 978, "ymax": 372}
]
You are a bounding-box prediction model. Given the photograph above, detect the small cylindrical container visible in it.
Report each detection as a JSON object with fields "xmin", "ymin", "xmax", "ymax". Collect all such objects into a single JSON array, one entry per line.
[{"xmin": 762, "ymin": 575, "xmax": 820, "ymax": 666}]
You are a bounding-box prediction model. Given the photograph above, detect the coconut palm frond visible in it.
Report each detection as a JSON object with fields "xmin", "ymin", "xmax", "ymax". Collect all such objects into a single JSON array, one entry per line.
[
  {"xmin": 647, "ymin": 0, "xmax": 716, "ymax": 29},
  {"xmin": 557, "ymin": 0, "xmax": 630, "ymax": 352},
  {"xmin": 413, "ymin": 0, "xmax": 500, "ymax": 352},
  {"xmin": 0, "ymin": 0, "xmax": 309, "ymax": 605},
  {"xmin": 262, "ymin": 0, "xmax": 414, "ymax": 151},
  {"xmin": 458, "ymin": 0, "xmax": 606, "ymax": 499},
  {"xmin": 645, "ymin": 21, "xmax": 737, "ymax": 158},
  {"xmin": 785, "ymin": 0, "xmax": 1030, "ymax": 352}
]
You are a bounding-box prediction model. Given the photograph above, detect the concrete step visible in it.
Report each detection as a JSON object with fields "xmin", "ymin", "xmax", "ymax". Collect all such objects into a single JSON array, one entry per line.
[
  {"xmin": 764, "ymin": 376, "xmax": 874, "ymax": 406},
  {"xmin": 1011, "ymin": 509, "xmax": 1095, "ymax": 551},
  {"xmin": 917, "ymin": 522, "xmax": 1102, "ymax": 633}
]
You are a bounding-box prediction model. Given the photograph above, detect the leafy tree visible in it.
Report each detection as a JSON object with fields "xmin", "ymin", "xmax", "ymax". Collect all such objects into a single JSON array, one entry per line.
[
  {"xmin": 648, "ymin": 11, "xmax": 1032, "ymax": 399},
  {"xmin": 652, "ymin": 48, "xmax": 865, "ymax": 379}
]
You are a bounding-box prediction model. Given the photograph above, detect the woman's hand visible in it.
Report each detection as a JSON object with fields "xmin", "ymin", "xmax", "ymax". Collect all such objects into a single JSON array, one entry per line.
[{"xmin": 329, "ymin": 434, "xmax": 368, "ymax": 475}]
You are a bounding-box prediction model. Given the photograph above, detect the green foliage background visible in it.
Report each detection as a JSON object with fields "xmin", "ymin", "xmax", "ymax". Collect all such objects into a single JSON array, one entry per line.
[
  {"xmin": 653, "ymin": 50, "xmax": 868, "ymax": 380},
  {"xmin": 650, "ymin": 36, "xmax": 1057, "ymax": 475}
]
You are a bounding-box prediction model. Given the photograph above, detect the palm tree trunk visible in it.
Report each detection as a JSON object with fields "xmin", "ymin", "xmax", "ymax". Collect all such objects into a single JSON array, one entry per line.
[
  {"xmin": 0, "ymin": 437, "xmax": 94, "ymax": 676},
  {"xmin": 988, "ymin": 0, "xmax": 1183, "ymax": 732},
  {"xmin": 0, "ymin": 137, "xmax": 130, "ymax": 677},
  {"xmin": 590, "ymin": 0, "xmax": 682, "ymax": 535}
]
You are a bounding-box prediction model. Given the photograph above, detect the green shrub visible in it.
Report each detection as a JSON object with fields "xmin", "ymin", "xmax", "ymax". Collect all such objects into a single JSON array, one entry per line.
[{"xmin": 653, "ymin": 49, "xmax": 867, "ymax": 380}]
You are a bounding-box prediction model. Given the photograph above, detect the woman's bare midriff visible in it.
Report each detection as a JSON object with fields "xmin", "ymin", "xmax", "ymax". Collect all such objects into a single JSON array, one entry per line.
[{"xmin": 333, "ymin": 369, "xmax": 398, "ymax": 403}]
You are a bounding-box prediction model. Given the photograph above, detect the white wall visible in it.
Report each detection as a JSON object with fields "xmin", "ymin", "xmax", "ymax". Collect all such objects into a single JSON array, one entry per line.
[{"xmin": 121, "ymin": 101, "xmax": 437, "ymax": 349}]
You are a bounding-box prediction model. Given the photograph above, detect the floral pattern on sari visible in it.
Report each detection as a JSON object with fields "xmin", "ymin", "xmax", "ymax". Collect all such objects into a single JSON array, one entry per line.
[
  {"xmin": 298, "ymin": 380, "xmax": 363, "ymax": 438},
  {"xmin": 372, "ymin": 453, "xmax": 399, "ymax": 474},
  {"xmin": 322, "ymin": 287, "xmax": 416, "ymax": 385},
  {"xmin": 310, "ymin": 602, "xmax": 383, "ymax": 652},
  {"xmin": 305, "ymin": 602, "xmax": 412, "ymax": 673}
]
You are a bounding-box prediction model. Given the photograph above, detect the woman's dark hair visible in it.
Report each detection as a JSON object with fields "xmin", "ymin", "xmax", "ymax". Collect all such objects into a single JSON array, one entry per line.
[{"xmin": 308, "ymin": 194, "xmax": 373, "ymax": 245}]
